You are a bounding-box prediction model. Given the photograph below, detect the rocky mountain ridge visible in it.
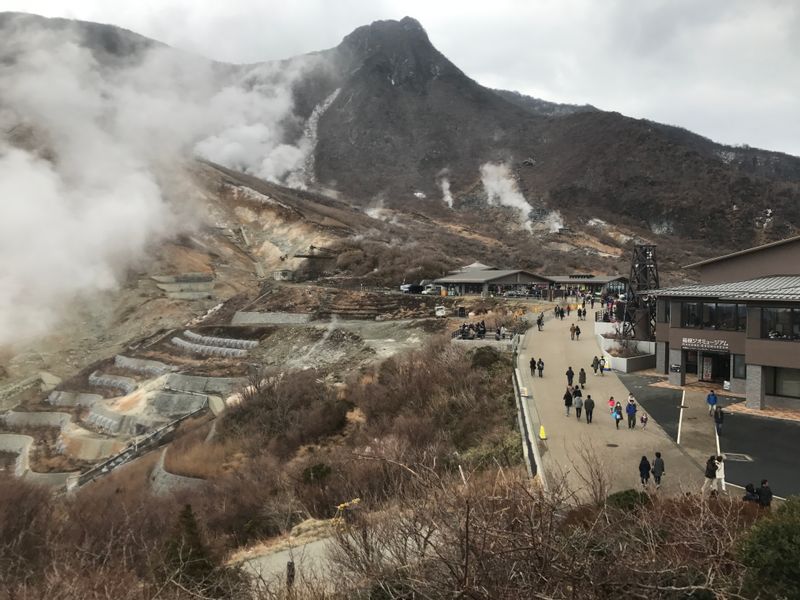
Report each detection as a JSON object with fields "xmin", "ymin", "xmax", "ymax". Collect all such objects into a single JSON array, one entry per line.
[{"xmin": 2, "ymin": 12, "xmax": 799, "ymax": 259}]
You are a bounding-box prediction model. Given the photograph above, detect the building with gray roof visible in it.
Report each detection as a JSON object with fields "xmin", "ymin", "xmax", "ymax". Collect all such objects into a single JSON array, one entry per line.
[{"xmin": 651, "ymin": 235, "xmax": 800, "ymax": 410}]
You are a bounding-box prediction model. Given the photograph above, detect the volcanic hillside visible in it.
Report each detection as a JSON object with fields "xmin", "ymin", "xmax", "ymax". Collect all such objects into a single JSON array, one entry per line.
[{"xmin": 2, "ymin": 12, "xmax": 800, "ymax": 265}]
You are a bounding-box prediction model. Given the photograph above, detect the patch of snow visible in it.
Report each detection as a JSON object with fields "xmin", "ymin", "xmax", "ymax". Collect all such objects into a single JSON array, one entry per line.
[
  {"xmin": 587, "ymin": 218, "xmax": 608, "ymax": 228},
  {"xmin": 413, "ymin": 191, "xmax": 426, "ymax": 199}
]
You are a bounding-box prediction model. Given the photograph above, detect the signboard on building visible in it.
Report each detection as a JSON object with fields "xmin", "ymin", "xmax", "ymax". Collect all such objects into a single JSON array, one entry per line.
[{"xmin": 681, "ymin": 337, "xmax": 729, "ymax": 352}]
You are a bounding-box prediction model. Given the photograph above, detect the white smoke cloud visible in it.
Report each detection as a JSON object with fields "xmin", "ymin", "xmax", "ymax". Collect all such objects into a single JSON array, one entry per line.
[
  {"xmin": 0, "ymin": 21, "xmax": 325, "ymax": 345},
  {"xmin": 479, "ymin": 162, "xmax": 533, "ymax": 231},
  {"xmin": 439, "ymin": 177, "xmax": 453, "ymax": 208}
]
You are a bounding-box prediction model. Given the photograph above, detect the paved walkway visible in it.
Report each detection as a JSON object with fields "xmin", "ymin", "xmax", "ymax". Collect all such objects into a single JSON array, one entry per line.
[{"xmin": 518, "ymin": 312, "xmax": 702, "ymax": 498}]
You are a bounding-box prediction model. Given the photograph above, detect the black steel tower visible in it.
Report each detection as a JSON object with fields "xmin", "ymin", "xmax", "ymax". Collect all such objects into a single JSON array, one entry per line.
[{"xmin": 623, "ymin": 244, "xmax": 660, "ymax": 340}]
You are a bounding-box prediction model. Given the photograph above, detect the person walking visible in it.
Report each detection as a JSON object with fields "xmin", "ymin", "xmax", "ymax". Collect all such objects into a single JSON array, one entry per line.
[
  {"xmin": 598, "ymin": 357, "xmax": 606, "ymax": 376},
  {"xmin": 569, "ymin": 323, "xmax": 576, "ymax": 340},
  {"xmin": 626, "ymin": 397, "xmax": 638, "ymax": 429},
  {"xmin": 614, "ymin": 402, "xmax": 623, "ymax": 429},
  {"xmin": 706, "ymin": 390, "xmax": 718, "ymax": 416},
  {"xmin": 713, "ymin": 406, "xmax": 724, "ymax": 435},
  {"xmin": 563, "ymin": 387, "xmax": 573, "ymax": 417},
  {"xmin": 584, "ymin": 395, "xmax": 595, "ymax": 423},
  {"xmin": 608, "ymin": 396, "xmax": 616, "ymax": 412},
  {"xmin": 578, "ymin": 368, "xmax": 587, "ymax": 389},
  {"xmin": 575, "ymin": 325, "xmax": 581, "ymax": 340},
  {"xmin": 756, "ymin": 479, "xmax": 773, "ymax": 509},
  {"xmin": 701, "ymin": 455, "xmax": 719, "ymax": 494},
  {"xmin": 566, "ymin": 305, "xmax": 571, "ymax": 317},
  {"xmin": 639, "ymin": 456, "xmax": 652, "ymax": 489},
  {"xmin": 640, "ymin": 412, "xmax": 649, "ymax": 429},
  {"xmin": 566, "ymin": 367, "xmax": 575, "ymax": 387},
  {"xmin": 591, "ymin": 356, "xmax": 599, "ymax": 375},
  {"xmin": 652, "ymin": 452, "xmax": 665, "ymax": 489},
  {"xmin": 574, "ymin": 392, "xmax": 583, "ymax": 420},
  {"xmin": 715, "ymin": 455, "xmax": 726, "ymax": 493},
  {"xmin": 537, "ymin": 358, "xmax": 544, "ymax": 378},
  {"xmin": 529, "ymin": 357, "xmax": 536, "ymax": 376}
]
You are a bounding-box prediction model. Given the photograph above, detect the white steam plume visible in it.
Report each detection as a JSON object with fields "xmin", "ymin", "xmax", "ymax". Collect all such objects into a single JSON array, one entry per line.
[
  {"xmin": 439, "ymin": 178, "xmax": 454, "ymax": 208},
  {"xmin": 0, "ymin": 21, "xmax": 326, "ymax": 344},
  {"xmin": 479, "ymin": 162, "xmax": 533, "ymax": 231}
]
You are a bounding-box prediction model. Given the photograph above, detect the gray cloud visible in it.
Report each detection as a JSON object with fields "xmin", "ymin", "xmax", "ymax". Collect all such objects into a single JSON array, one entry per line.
[{"xmin": 1, "ymin": 0, "xmax": 799, "ymax": 156}]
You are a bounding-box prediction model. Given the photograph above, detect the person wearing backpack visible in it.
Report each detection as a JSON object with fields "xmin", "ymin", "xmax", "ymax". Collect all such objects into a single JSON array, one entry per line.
[{"xmin": 563, "ymin": 387, "xmax": 574, "ymax": 417}]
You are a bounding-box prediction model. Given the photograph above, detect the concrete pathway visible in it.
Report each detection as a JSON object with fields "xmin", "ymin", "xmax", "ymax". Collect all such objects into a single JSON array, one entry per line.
[{"xmin": 518, "ymin": 312, "xmax": 702, "ymax": 498}]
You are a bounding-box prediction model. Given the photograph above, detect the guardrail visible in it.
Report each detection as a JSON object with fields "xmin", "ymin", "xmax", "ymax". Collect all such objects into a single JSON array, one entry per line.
[
  {"xmin": 75, "ymin": 405, "xmax": 207, "ymax": 488},
  {"xmin": 512, "ymin": 367, "xmax": 537, "ymax": 479}
]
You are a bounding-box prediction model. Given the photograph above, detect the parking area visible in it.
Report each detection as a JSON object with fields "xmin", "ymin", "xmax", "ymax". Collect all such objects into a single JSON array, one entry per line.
[{"xmin": 619, "ymin": 372, "xmax": 800, "ymax": 497}]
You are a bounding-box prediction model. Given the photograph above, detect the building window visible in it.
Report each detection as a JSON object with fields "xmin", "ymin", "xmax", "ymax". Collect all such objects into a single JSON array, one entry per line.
[
  {"xmin": 682, "ymin": 302, "xmax": 701, "ymax": 328},
  {"xmin": 680, "ymin": 301, "xmax": 746, "ymax": 330},
  {"xmin": 716, "ymin": 303, "xmax": 738, "ymax": 330},
  {"xmin": 702, "ymin": 303, "xmax": 717, "ymax": 328},
  {"xmin": 737, "ymin": 304, "xmax": 747, "ymax": 331},
  {"xmin": 767, "ymin": 367, "xmax": 800, "ymax": 399},
  {"xmin": 665, "ymin": 301, "xmax": 671, "ymax": 324},
  {"xmin": 733, "ymin": 354, "xmax": 746, "ymax": 379},
  {"xmin": 762, "ymin": 307, "xmax": 799, "ymax": 341}
]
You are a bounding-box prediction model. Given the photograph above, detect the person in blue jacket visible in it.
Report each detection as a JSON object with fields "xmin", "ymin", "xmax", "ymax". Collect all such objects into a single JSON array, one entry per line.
[
  {"xmin": 626, "ymin": 397, "xmax": 638, "ymax": 429},
  {"xmin": 706, "ymin": 390, "xmax": 718, "ymax": 416}
]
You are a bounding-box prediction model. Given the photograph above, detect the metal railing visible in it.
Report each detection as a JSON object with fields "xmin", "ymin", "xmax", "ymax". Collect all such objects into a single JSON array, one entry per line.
[{"xmin": 75, "ymin": 404, "xmax": 207, "ymax": 488}]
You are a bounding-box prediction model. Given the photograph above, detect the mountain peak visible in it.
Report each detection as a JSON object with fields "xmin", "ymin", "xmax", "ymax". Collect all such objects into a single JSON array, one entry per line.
[
  {"xmin": 341, "ymin": 16, "xmax": 430, "ymax": 49},
  {"xmin": 336, "ymin": 16, "xmax": 462, "ymax": 90}
]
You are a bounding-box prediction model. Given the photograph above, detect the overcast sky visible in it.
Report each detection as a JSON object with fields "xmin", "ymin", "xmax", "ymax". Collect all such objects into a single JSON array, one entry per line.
[{"xmin": 3, "ymin": 0, "xmax": 799, "ymax": 156}]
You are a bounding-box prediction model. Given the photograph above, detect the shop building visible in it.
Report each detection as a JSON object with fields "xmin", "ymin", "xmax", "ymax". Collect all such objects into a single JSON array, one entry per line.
[
  {"xmin": 434, "ymin": 266, "xmax": 627, "ymax": 299},
  {"xmin": 434, "ymin": 268, "xmax": 552, "ymax": 296},
  {"xmin": 652, "ymin": 235, "xmax": 800, "ymax": 409}
]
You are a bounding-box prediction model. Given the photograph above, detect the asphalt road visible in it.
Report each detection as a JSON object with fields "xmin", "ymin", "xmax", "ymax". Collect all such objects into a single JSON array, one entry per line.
[{"xmin": 619, "ymin": 373, "xmax": 800, "ymax": 498}]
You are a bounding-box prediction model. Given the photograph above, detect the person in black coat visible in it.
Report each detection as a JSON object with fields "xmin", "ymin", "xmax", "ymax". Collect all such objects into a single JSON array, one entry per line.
[
  {"xmin": 537, "ymin": 358, "xmax": 544, "ymax": 377},
  {"xmin": 583, "ymin": 395, "xmax": 595, "ymax": 424},
  {"xmin": 566, "ymin": 367, "xmax": 575, "ymax": 386},
  {"xmin": 742, "ymin": 483, "xmax": 759, "ymax": 503},
  {"xmin": 701, "ymin": 455, "xmax": 719, "ymax": 494},
  {"xmin": 639, "ymin": 456, "xmax": 652, "ymax": 489},
  {"xmin": 563, "ymin": 387, "xmax": 573, "ymax": 417},
  {"xmin": 530, "ymin": 357, "xmax": 536, "ymax": 376},
  {"xmin": 756, "ymin": 479, "xmax": 773, "ymax": 508},
  {"xmin": 713, "ymin": 406, "xmax": 724, "ymax": 435}
]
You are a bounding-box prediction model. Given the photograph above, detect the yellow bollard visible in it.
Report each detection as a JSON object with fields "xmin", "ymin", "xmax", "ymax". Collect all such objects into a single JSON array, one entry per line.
[{"xmin": 539, "ymin": 425, "xmax": 547, "ymax": 440}]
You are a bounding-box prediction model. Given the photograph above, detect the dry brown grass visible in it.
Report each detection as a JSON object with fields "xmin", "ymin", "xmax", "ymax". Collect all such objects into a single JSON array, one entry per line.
[{"xmin": 164, "ymin": 440, "xmax": 238, "ymax": 480}]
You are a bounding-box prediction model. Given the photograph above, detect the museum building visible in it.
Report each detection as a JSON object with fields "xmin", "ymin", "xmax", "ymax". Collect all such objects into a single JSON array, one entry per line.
[{"xmin": 652, "ymin": 235, "xmax": 800, "ymax": 409}]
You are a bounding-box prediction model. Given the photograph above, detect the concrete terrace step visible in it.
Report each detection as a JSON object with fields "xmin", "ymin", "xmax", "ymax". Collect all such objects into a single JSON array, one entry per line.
[
  {"xmin": 152, "ymin": 273, "xmax": 214, "ymax": 284},
  {"xmin": 183, "ymin": 330, "xmax": 259, "ymax": 350},
  {"xmin": 152, "ymin": 273, "xmax": 215, "ymax": 300},
  {"xmin": 114, "ymin": 355, "xmax": 176, "ymax": 376},
  {"xmin": 170, "ymin": 336, "xmax": 249, "ymax": 358},
  {"xmin": 0, "ymin": 433, "xmax": 33, "ymax": 477},
  {"xmin": 3, "ymin": 410, "xmax": 73, "ymax": 430},
  {"xmin": 164, "ymin": 291, "xmax": 214, "ymax": 300},
  {"xmin": 89, "ymin": 371, "xmax": 137, "ymax": 395},
  {"xmin": 231, "ymin": 311, "xmax": 312, "ymax": 325},
  {"xmin": 47, "ymin": 391, "xmax": 103, "ymax": 407}
]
